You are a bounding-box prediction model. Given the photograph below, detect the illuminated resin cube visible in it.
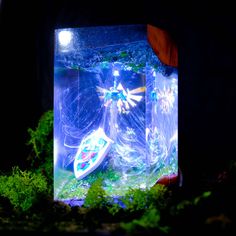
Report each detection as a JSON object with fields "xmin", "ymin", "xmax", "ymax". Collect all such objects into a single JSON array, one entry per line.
[{"xmin": 54, "ymin": 25, "xmax": 178, "ymax": 202}]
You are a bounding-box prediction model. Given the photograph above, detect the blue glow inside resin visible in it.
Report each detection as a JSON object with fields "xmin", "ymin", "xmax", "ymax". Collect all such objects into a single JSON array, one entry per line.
[{"xmin": 54, "ymin": 25, "xmax": 178, "ymax": 202}]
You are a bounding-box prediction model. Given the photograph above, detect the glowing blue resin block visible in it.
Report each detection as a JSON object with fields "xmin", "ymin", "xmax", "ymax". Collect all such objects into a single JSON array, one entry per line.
[{"xmin": 54, "ymin": 25, "xmax": 178, "ymax": 202}]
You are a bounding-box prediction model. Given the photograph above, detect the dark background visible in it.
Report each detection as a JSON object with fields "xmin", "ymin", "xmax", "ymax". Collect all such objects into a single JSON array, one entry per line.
[{"xmin": 0, "ymin": 0, "xmax": 235, "ymax": 189}]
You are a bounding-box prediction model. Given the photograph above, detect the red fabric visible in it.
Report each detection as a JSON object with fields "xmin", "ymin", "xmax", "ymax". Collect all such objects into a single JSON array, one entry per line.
[{"xmin": 156, "ymin": 174, "xmax": 179, "ymax": 185}]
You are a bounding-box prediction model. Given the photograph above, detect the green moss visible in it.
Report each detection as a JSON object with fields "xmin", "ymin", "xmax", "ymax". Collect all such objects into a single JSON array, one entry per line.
[
  {"xmin": 84, "ymin": 178, "xmax": 108, "ymax": 209},
  {"xmin": 121, "ymin": 188, "xmax": 148, "ymax": 212},
  {"xmin": 56, "ymin": 165, "xmax": 170, "ymax": 201},
  {"xmin": 121, "ymin": 208, "xmax": 170, "ymax": 234},
  {"xmin": 27, "ymin": 110, "xmax": 53, "ymax": 193},
  {"xmin": 171, "ymin": 191, "xmax": 212, "ymax": 215},
  {"xmin": 119, "ymin": 184, "xmax": 168, "ymax": 213},
  {"xmin": 84, "ymin": 170, "xmax": 104, "ymax": 185},
  {"xmin": 118, "ymin": 185, "xmax": 169, "ymax": 234},
  {"xmin": 107, "ymin": 203, "xmax": 121, "ymax": 216},
  {"xmin": 105, "ymin": 168, "xmax": 120, "ymax": 182},
  {"xmin": 54, "ymin": 169, "xmax": 74, "ymax": 191},
  {"xmin": 56, "ymin": 167, "xmax": 123, "ymax": 200},
  {"xmin": 57, "ymin": 177, "xmax": 88, "ymax": 200},
  {"xmin": 27, "ymin": 110, "xmax": 53, "ymax": 159},
  {"xmin": 0, "ymin": 166, "xmax": 48, "ymax": 212},
  {"xmin": 54, "ymin": 169, "xmax": 87, "ymax": 199}
]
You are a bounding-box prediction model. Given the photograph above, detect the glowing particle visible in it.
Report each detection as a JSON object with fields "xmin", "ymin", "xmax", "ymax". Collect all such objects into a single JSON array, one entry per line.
[
  {"xmin": 58, "ymin": 30, "xmax": 72, "ymax": 46},
  {"xmin": 113, "ymin": 70, "xmax": 120, "ymax": 76}
]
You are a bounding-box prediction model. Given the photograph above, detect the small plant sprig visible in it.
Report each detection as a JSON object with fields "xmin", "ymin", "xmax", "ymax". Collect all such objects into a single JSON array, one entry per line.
[
  {"xmin": 27, "ymin": 110, "xmax": 53, "ymax": 159},
  {"xmin": 118, "ymin": 184, "xmax": 169, "ymax": 213},
  {"xmin": 119, "ymin": 184, "xmax": 170, "ymax": 234},
  {"xmin": 0, "ymin": 166, "xmax": 48, "ymax": 212},
  {"xmin": 83, "ymin": 178, "xmax": 108, "ymax": 209},
  {"xmin": 121, "ymin": 208, "xmax": 170, "ymax": 234},
  {"xmin": 27, "ymin": 110, "xmax": 53, "ymax": 191}
]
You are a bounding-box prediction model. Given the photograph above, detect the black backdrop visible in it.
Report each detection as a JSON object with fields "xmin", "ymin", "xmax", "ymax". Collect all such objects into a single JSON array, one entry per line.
[{"xmin": 1, "ymin": 0, "xmax": 236, "ymax": 189}]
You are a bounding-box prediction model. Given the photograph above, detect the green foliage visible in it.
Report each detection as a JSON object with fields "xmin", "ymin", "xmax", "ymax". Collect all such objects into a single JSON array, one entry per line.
[
  {"xmin": 121, "ymin": 188, "xmax": 148, "ymax": 212},
  {"xmin": 202, "ymin": 191, "xmax": 211, "ymax": 198},
  {"xmin": 84, "ymin": 178, "xmax": 108, "ymax": 209},
  {"xmin": 175, "ymin": 199, "xmax": 192, "ymax": 212},
  {"xmin": 193, "ymin": 191, "xmax": 211, "ymax": 205},
  {"xmin": 120, "ymin": 184, "xmax": 169, "ymax": 213},
  {"xmin": 105, "ymin": 168, "xmax": 120, "ymax": 182},
  {"xmin": 172, "ymin": 191, "xmax": 212, "ymax": 215},
  {"xmin": 39, "ymin": 155, "xmax": 53, "ymax": 184},
  {"xmin": 84, "ymin": 171, "xmax": 103, "ymax": 185},
  {"xmin": 0, "ymin": 166, "xmax": 48, "ymax": 212},
  {"xmin": 117, "ymin": 185, "xmax": 169, "ymax": 234},
  {"xmin": 147, "ymin": 184, "xmax": 169, "ymax": 209},
  {"xmin": 106, "ymin": 184, "xmax": 168, "ymax": 219},
  {"xmin": 85, "ymin": 167, "xmax": 121, "ymax": 185},
  {"xmin": 55, "ymin": 167, "xmax": 121, "ymax": 200},
  {"xmin": 108, "ymin": 203, "xmax": 121, "ymax": 216},
  {"xmin": 57, "ymin": 177, "xmax": 87, "ymax": 200},
  {"xmin": 121, "ymin": 208, "xmax": 170, "ymax": 234},
  {"xmin": 27, "ymin": 110, "xmax": 53, "ymax": 159},
  {"xmin": 27, "ymin": 110, "xmax": 53, "ymax": 191}
]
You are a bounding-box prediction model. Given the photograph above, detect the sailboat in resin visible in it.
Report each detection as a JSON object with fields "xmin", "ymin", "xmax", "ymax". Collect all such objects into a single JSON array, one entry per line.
[{"xmin": 74, "ymin": 128, "xmax": 113, "ymax": 180}]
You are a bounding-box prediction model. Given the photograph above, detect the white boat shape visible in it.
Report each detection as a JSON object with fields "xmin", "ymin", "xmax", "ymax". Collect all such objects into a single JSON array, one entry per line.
[{"xmin": 74, "ymin": 128, "xmax": 114, "ymax": 180}]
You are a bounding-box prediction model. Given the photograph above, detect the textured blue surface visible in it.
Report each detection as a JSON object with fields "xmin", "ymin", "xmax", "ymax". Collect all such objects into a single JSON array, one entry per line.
[{"xmin": 54, "ymin": 25, "xmax": 178, "ymax": 201}]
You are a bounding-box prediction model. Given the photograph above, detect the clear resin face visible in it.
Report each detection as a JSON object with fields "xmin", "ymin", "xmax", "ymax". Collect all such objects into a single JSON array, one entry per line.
[{"xmin": 54, "ymin": 25, "xmax": 178, "ymax": 202}]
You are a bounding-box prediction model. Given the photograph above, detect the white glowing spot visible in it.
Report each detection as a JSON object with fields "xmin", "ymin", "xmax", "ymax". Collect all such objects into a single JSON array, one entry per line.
[
  {"xmin": 113, "ymin": 70, "xmax": 119, "ymax": 76},
  {"xmin": 152, "ymin": 71, "xmax": 156, "ymax": 77},
  {"xmin": 58, "ymin": 30, "xmax": 72, "ymax": 46},
  {"xmin": 126, "ymin": 66, "xmax": 132, "ymax": 71},
  {"xmin": 157, "ymin": 86, "xmax": 175, "ymax": 114},
  {"xmin": 140, "ymin": 183, "xmax": 146, "ymax": 189}
]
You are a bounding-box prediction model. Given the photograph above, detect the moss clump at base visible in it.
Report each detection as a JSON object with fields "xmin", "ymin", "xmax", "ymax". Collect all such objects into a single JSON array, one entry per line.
[{"xmin": 0, "ymin": 166, "xmax": 48, "ymax": 212}]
